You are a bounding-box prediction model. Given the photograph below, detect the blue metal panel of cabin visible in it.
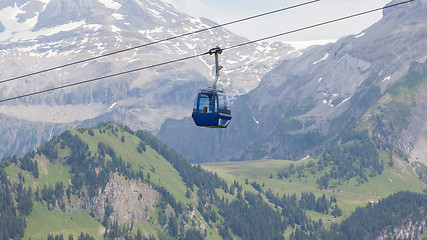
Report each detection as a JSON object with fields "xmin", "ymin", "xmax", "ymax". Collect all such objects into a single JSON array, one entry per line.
[{"xmin": 192, "ymin": 112, "xmax": 218, "ymax": 126}]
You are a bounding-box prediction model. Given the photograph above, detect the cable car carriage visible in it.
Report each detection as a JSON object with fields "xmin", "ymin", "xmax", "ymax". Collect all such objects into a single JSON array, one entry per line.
[{"xmin": 192, "ymin": 47, "xmax": 232, "ymax": 128}]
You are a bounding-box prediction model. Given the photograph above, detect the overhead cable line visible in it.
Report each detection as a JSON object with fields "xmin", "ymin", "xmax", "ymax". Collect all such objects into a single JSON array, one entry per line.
[
  {"xmin": 0, "ymin": 0, "xmax": 415, "ymax": 104},
  {"xmin": 0, "ymin": 0, "xmax": 320, "ymax": 85},
  {"xmin": 223, "ymin": 0, "xmax": 415, "ymax": 51},
  {"xmin": 0, "ymin": 52, "xmax": 209, "ymax": 103}
]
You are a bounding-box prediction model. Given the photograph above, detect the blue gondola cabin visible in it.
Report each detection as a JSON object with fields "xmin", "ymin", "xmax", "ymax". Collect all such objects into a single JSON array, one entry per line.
[{"xmin": 192, "ymin": 89, "xmax": 231, "ymax": 128}]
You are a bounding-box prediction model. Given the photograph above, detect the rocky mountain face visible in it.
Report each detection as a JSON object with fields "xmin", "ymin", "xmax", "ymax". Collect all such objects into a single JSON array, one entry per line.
[
  {"xmin": 0, "ymin": 0, "xmax": 293, "ymax": 159},
  {"xmin": 0, "ymin": 113, "xmax": 70, "ymax": 158},
  {"xmin": 89, "ymin": 174, "xmax": 160, "ymax": 225},
  {"xmin": 158, "ymin": 0, "xmax": 427, "ymax": 164},
  {"xmin": 375, "ymin": 216, "xmax": 426, "ymax": 240}
]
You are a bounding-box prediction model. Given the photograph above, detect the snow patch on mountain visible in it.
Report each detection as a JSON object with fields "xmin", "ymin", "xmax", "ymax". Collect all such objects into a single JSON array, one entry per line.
[
  {"xmin": 139, "ymin": 26, "xmax": 164, "ymax": 35},
  {"xmin": 109, "ymin": 102, "xmax": 117, "ymax": 109},
  {"xmin": 354, "ymin": 32, "xmax": 365, "ymax": 38},
  {"xmin": 85, "ymin": 24, "xmax": 102, "ymax": 31},
  {"xmin": 113, "ymin": 13, "xmax": 124, "ymax": 20},
  {"xmin": 42, "ymin": 20, "xmax": 85, "ymax": 35},
  {"xmin": 111, "ymin": 25, "xmax": 120, "ymax": 32},
  {"xmin": 0, "ymin": 4, "xmax": 35, "ymax": 41},
  {"xmin": 323, "ymin": 98, "xmax": 333, "ymax": 107},
  {"xmin": 313, "ymin": 53, "xmax": 329, "ymax": 65},
  {"xmin": 0, "ymin": 2, "xmax": 86, "ymax": 42},
  {"xmin": 4, "ymin": 19, "xmax": 85, "ymax": 41},
  {"xmin": 146, "ymin": 8, "xmax": 166, "ymax": 22},
  {"xmin": 253, "ymin": 116, "xmax": 259, "ymax": 125},
  {"xmin": 37, "ymin": 0, "xmax": 51, "ymax": 4},
  {"xmin": 99, "ymin": 0, "xmax": 121, "ymax": 10},
  {"xmin": 336, "ymin": 96, "xmax": 352, "ymax": 107}
]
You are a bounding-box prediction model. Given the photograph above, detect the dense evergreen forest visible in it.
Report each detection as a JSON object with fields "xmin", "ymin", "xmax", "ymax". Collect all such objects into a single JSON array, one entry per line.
[
  {"xmin": 289, "ymin": 191, "xmax": 427, "ymax": 240},
  {"xmin": 0, "ymin": 123, "xmax": 425, "ymax": 240},
  {"xmin": 0, "ymin": 168, "xmax": 27, "ymax": 240},
  {"xmin": 277, "ymin": 131, "xmax": 385, "ymax": 189}
]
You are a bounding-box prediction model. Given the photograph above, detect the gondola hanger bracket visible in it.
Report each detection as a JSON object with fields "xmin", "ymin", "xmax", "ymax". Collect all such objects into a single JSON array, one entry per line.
[{"xmin": 208, "ymin": 46, "xmax": 223, "ymax": 55}]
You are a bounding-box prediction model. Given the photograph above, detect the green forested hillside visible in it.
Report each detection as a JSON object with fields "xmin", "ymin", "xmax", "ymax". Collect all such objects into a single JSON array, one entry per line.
[
  {"xmin": 202, "ymin": 133, "xmax": 426, "ymax": 239},
  {"xmin": 289, "ymin": 191, "xmax": 427, "ymax": 240},
  {"xmin": 2, "ymin": 122, "xmax": 227, "ymax": 239},
  {"xmin": 0, "ymin": 122, "xmax": 299, "ymax": 240},
  {"xmin": 1, "ymin": 122, "xmax": 426, "ymax": 240}
]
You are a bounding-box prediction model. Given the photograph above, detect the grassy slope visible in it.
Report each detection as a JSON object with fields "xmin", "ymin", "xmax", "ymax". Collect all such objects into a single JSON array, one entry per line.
[
  {"xmin": 5, "ymin": 156, "xmax": 71, "ymax": 190},
  {"xmin": 24, "ymin": 203, "xmax": 104, "ymax": 240},
  {"xmin": 201, "ymin": 156, "xmax": 426, "ymax": 223},
  {"xmin": 4, "ymin": 154, "xmax": 104, "ymax": 239},
  {"xmin": 74, "ymin": 127, "xmax": 190, "ymax": 205},
  {"xmin": 74, "ymin": 125, "xmax": 223, "ymax": 239},
  {"xmin": 8, "ymin": 123, "xmax": 222, "ymax": 239}
]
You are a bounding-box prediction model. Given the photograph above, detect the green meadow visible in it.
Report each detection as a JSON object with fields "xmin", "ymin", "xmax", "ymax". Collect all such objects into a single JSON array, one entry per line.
[
  {"xmin": 25, "ymin": 203, "xmax": 103, "ymax": 239},
  {"xmin": 202, "ymin": 156, "xmax": 425, "ymax": 222}
]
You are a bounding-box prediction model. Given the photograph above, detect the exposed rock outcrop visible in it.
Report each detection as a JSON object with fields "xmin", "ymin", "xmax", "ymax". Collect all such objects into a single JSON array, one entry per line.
[
  {"xmin": 89, "ymin": 174, "xmax": 160, "ymax": 225},
  {"xmin": 374, "ymin": 212, "xmax": 426, "ymax": 240}
]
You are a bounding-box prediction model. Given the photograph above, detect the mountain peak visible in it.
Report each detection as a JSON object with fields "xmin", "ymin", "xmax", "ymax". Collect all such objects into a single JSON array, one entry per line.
[
  {"xmin": 383, "ymin": 0, "xmax": 426, "ymax": 17},
  {"xmin": 0, "ymin": 0, "xmax": 292, "ymax": 158}
]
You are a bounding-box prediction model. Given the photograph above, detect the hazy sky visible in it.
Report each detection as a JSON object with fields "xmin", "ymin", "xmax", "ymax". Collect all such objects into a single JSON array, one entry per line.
[{"xmin": 163, "ymin": 0, "xmax": 392, "ymax": 48}]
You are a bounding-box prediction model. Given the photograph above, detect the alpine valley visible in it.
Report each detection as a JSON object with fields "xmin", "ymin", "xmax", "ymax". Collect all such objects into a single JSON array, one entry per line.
[
  {"xmin": 0, "ymin": 0, "xmax": 293, "ymax": 159},
  {"xmin": 159, "ymin": 0, "xmax": 427, "ymax": 170},
  {"xmin": 0, "ymin": 0, "xmax": 427, "ymax": 239},
  {"xmin": 1, "ymin": 122, "xmax": 426, "ymax": 240}
]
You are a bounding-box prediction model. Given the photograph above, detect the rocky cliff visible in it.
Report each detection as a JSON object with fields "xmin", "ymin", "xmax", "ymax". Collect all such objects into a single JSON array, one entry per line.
[
  {"xmin": 375, "ymin": 215, "xmax": 426, "ymax": 240},
  {"xmin": 89, "ymin": 174, "xmax": 160, "ymax": 225}
]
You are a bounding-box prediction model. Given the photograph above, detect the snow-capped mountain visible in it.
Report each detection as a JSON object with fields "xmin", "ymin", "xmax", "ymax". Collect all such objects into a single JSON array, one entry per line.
[{"xmin": 0, "ymin": 0, "xmax": 294, "ymax": 158}]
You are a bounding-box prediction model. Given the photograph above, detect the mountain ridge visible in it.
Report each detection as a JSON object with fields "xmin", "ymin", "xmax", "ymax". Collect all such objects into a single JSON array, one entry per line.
[
  {"xmin": 0, "ymin": 0, "xmax": 293, "ymax": 158},
  {"xmin": 158, "ymin": 0, "xmax": 427, "ymax": 166}
]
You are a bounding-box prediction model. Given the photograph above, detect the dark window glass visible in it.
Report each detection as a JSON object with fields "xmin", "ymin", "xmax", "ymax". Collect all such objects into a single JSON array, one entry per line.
[
  {"xmin": 217, "ymin": 93, "xmax": 231, "ymax": 114},
  {"xmin": 198, "ymin": 93, "xmax": 213, "ymax": 113}
]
